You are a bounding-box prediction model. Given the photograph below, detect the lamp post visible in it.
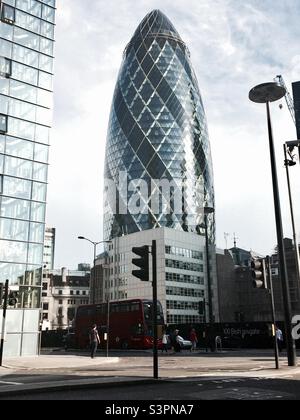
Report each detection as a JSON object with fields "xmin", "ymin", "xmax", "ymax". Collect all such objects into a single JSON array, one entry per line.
[
  {"xmin": 78, "ymin": 237, "xmax": 111, "ymax": 356},
  {"xmin": 284, "ymin": 141, "xmax": 300, "ymax": 292},
  {"xmin": 249, "ymin": 82, "xmax": 297, "ymax": 367},
  {"xmin": 203, "ymin": 206, "xmax": 215, "ymax": 325}
]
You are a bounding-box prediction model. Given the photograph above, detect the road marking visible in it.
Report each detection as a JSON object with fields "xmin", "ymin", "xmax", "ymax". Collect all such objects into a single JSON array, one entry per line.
[{"xmin": 0, "ymin": 380, "xmax": 23, "ymax": 386}]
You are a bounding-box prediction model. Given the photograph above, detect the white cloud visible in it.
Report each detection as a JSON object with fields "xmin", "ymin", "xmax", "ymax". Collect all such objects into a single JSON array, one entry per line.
[{"xmin": 47, "ymin": 0, "xmax": 300, "ymax": 268}]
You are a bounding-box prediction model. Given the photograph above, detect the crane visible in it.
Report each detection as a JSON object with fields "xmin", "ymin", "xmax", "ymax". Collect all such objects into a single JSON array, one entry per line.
[{"xmin": 275, "ymin": 75, "xmax": 297, "ymax": 126}]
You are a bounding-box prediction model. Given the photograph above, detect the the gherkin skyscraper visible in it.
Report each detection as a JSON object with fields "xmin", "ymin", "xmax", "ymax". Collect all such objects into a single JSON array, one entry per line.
[{"xmin": 104, "ymin": 9, "xmax": 215, "ymax": 242}]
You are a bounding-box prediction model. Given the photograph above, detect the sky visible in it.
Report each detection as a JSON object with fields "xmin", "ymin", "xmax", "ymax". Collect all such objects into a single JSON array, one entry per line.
[{"xmin": 47, "ymin": 0, "xmax": 300, "ymax": 269}]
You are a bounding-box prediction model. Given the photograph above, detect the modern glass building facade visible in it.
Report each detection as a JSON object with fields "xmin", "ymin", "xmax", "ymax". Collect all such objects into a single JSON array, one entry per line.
[
  {"xmin": 104, "ymin": 9, "xmax": 215, "ymax": 242},
  {"xmin": 0, "ymin": 0, "xmax": 55, "ymax": 355}
]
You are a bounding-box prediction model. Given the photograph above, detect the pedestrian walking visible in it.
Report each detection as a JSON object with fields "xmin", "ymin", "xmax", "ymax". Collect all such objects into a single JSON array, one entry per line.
[
  {"xmin": 89, "ymin": 324, "xmax": 100, "ymax": 358},
  {"xmin": 190, "ymin": 328, "xmax": 198, "ymax": 352},
  {"xmin": 174, "ymin": 329, "xmax": 181, "ymax": 353},
  {"xmin": 276, "ymin": 326, "xmax": 284, "ymax": 353},
  {"xmin": 162, "ymin": 329, "xmax": 169, "ymax": 353}
]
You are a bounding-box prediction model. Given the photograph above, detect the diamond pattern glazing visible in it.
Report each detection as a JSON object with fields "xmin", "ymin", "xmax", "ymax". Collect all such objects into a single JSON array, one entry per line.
[{"xmin": 104, "ymin": 10, "xmax": 215, "ymax": 241}]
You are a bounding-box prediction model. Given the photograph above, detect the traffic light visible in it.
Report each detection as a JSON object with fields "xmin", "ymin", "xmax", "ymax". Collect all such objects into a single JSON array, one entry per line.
[
  {"xmin": 132, "ymin": 245, "xmax": 149, "ymax": 282},
  {"xmin": 251, "ymin": 258, "xmax": 268, "ymax": 289},
  {"xmin": 198, "ymin": 300, "xmax": 205, "ymax": 315}
]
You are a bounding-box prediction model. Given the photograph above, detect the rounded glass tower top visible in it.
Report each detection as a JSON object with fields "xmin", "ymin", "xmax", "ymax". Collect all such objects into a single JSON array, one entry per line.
[{"xmin": 104, "ymin": 10, "xmax": 215, "ymax": 241}]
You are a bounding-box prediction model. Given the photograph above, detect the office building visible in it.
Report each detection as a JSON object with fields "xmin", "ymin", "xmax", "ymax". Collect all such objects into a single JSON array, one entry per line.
[
  {"xmin": 102, "ymin": 10, "xmax": 218, "ymax": 323},
  {"xmin": 41, "ymin": 267, "xmax": 90, "ymax": 331},
  {"xmin": 216, "ymin": 239, "xmax": 300, "ymax": 323},
  {"xmin": 0, "ymin": 0, "xmax": 56, "ymax": 356},
  {"xmin": 43, "ymin": 227, "xmax": 55, "ymax": 270}
]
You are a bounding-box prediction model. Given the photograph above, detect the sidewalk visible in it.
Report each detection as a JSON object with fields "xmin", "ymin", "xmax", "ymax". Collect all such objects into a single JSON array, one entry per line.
[{"xmin": 0, "ymin": 351, "xmax": 299, "ymax": 397}]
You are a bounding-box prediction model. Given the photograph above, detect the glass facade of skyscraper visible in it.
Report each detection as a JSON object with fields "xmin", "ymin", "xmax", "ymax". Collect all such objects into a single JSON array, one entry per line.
[
  {"xmin": 104, "ymin": 10, "xmax": 215, "ymax": 242},
  {"xmin": 0, "ymin": 0, "xmax": 55, "ymax": 313}
]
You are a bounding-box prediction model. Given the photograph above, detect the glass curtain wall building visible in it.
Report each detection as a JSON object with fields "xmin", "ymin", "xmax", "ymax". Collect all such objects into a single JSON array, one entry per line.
[
  {"xmin": 104, "ymin": 9, "xmax": 215, "ymax": 242},
  {"xmin": 0, "ymin": 0, "xmax": 55, "ymax": 356}
]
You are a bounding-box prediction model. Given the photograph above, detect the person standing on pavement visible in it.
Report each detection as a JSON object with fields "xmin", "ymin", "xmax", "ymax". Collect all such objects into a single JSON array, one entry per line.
[
  {"xmin": 276, "ymin": 326, "xmax": 284, "ymax": 353},
  {"xmin": 162, "ymin": 329, "xmax": 169, "ymax": 353},
  {"xmin": 89, "ymin": 324, "xmax": 100, "ymax": 359},
  {"xmin": 190, "ymin": 328, "xmax": 198, "ymax": 352}
]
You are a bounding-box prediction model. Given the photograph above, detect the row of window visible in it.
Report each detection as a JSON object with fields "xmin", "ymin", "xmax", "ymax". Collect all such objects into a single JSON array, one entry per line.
[
  {"xmin": 0, "ymin": 175, "xmax": 47, "ymax": 201},
  {"xmin": 165, "ymin": 245, "xmax": 203, "ymax": 260},
  {"xmin": 0, "ymin": 196, "xmax": 45, "ymax": 222},
  {"xmin": 0, "ymin": 154, "xmax": 48, "ymax": 182},
  {"xmin": 166, "ymin": 286, "xmax": 205, "ymax": 298},
  {"xmin": 0, "ymin": 135, "xmax": 49, "ymax": 163},
  {"xmin": 0, "ymin": 38, "xmax": 53, "ymax": 73},
  {"xmin": 0, "ymin": 115, "xmax": 50, "ymax": 143},
  {"xmin": 1, "ymin": 58, "xmax": 53, "ymax": 93},
  {"xmin": 0, "ymin": 20, "xmax": 54, "ymax": 56},
  {"xmin": 56, "ymin": 290, "xmax": 88, "ymax": 297},
  {"xmin": 166, "ymin": 272, "xmax": 205, "ymax": 286},
  {"xmin": 0, "ymin": 72, "xmax": 52, "ymax": 108},
  {"xmin": 43, "ymin": 299, "xmax": 89, "ymax": 307},
  {"xmin": 105, "ymin": 278, "xmax": 128, "ymax": 288},
  {"xmin": 0, "ymin": 262, "xmax": 42, "ymax": 285},
  {"xmin": 167, "ymin": 314, "xmax": 204, "ymax": 324},
  {"xmin": 1, "ymin": 3, "xmax": 55, "ymax": 39},
  {"xmin": 0, "ymin": 239, "xmax": 43, "ymax": 264},
  {"xmin": 167, "ymin": 300, "xmax": 201, "ymax": 311},
  {"xmin": 3, "ymin": 0, "xmax": 55, "ymax": 22},
  {"xmin": 0, "ymin": 217, "xmax": 44, "ymax": 243},
  {"xmin": 165, "ymin": 258, "xmax": 204, "ymax": 273},
  {"xmin": 67, "ymin": 299, "xmax": 89, "ymax": 305}
]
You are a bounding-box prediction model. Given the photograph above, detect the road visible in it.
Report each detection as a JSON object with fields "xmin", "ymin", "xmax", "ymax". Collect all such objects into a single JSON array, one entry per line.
[
  {"xmin": 1, "ymin": 375, "xmax": 300, "ymax": 400},
  {"xmin": 0, "ymin": 349, "xmax": 300, "ymax": 400}
]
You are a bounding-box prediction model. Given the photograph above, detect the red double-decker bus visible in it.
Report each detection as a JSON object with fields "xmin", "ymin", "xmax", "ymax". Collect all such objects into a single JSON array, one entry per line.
[{"xmin": 73, "ymin": 299, "xmax": 165, "ymax": 350}]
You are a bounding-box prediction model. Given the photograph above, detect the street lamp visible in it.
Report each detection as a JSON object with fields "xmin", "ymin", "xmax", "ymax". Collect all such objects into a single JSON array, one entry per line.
[
  {"xmin": 78, "ymin": 237, "xmax": 111, "ymax": 304},
  {"xmin": 78, "ymin": 236, "xmax": 112, "ymax": 357},
  {"xmin": 201, "ymin": 206, "xmax": 215, "ymax": 325},
  {"xmin": 249, "ymin": 82, "xmax": 297, "ymax": 367},
  {"xmin": 283, "ymin": 141, "xmax": 300, "ymax": 292}
]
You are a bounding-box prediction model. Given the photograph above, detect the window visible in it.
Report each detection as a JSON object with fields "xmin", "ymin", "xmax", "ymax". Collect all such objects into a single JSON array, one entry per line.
[
  {"xmin": 1, "ymin": 4, "xmax": 15, "ymax": 24},
  {"xmin": 59, "ymin": 299, "xmax": 63, "ymax": 305},
  {"xmin": 43, "ymin": 303, "xmax": 49, "ymax": 311},
  {"xmin": 59, "ymin": 290, "xmax": 62, "ymax": 295},
  {"xmin": 0, "ymin": 114, "xmax": 7, "ymax": 133},
  {"xmin": 0, "ymin": 57, "xmax": 11, "ymax": 78},
  {"xmin": 42, "ymin": 282, "xmax": 48, "ymax": 291}
]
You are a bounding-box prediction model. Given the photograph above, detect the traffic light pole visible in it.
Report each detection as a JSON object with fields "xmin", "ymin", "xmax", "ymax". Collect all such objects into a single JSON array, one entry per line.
[
  {"xmin": 284, "ymin": 144, "xmax": 300, "ymax": 292},
  {"xmin": 0, "ymin": 280, "xmax": 9, "ymax": 366},
  {"xmin": 266, "ymin": 256, "xmax": 280, "ymax": 370},
  {"xmin": 152, "ymin": 240, "xmax": 158, "ymax": 380}
]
